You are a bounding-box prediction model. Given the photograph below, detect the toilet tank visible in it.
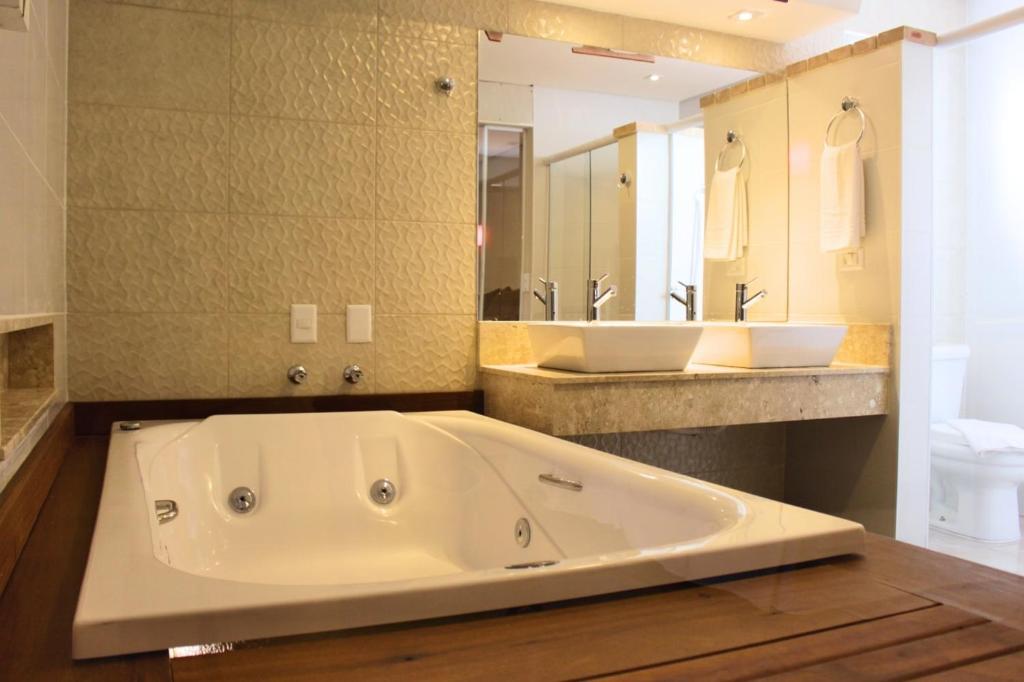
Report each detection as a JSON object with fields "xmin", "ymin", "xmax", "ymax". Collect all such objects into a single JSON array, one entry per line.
[{"xmin": 931, "ymin": 345, "xmax": 970, "ymax": 424}]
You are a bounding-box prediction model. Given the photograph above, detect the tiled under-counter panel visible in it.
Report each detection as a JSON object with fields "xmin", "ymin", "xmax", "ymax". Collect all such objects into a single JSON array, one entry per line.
[{"xmin": 567, "ymin": 424, "xmax": 786, "ymax": 500}]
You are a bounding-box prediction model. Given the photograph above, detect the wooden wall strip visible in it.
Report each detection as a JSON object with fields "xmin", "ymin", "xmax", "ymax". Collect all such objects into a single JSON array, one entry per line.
[
  {"xmin": 0, "ymin": 403, "xmax": 73, "ymax": 599},
  {"xmin": 74, "ymin": 391, "xmax": 486, "ymax": 436}
]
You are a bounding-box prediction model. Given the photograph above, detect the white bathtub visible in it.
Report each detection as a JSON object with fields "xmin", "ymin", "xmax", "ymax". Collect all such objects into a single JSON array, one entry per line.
[{"xmin": 73, "ymin": 410, "xmax": 863, "ymax": 659}]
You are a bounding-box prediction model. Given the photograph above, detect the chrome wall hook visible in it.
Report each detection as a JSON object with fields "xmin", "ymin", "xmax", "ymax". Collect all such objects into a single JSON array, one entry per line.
[
  {"xmin": 435, "ymin": 76, "xmax": 455, "ymax": 96},
  {"xmin": 287, "ymin": 365, "xmax": 307, "ymax": 385}
]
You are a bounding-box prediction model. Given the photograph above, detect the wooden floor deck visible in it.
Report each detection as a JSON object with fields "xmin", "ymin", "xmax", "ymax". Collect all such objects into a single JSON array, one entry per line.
[{"xmin": 2, "ymin": 433, "xmax": 1024, "ymax": 680}]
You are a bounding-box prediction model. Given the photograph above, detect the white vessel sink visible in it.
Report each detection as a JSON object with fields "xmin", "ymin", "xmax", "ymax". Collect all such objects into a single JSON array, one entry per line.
[
  {"xmin": 690, "ymin": 323, "xmax": 848, "ymax": 369},
  {"xmin": 527, "ymin": 322, "xmax": 703, "ymax": 373}
]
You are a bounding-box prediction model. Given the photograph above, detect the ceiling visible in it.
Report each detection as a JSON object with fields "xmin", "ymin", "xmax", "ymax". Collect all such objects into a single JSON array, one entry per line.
[
  {"xmin": 479, "ymin": 33, "xmax": 758, "ymax": 103},
  {"xmin": 545, "ymin": 0, "xmax": 862, "ymax": 43}
]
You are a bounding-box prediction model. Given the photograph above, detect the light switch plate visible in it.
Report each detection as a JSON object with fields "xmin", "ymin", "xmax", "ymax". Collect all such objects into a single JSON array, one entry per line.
[
  {"xmin": 290, "ymin": 304, "xmax": 317, "ymax": 343},
  {"xmin": 347, "ymin": 305, "xmax": 372, "ymax": 343}
]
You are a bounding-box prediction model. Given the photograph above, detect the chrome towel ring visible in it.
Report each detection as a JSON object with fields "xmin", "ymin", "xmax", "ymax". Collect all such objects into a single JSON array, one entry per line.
[
  {"xmin": 715, "ymin": 129, "xmax": 747, "ymax": 172},
  {"xmin": 825, "ymin": 96, "xmax": 866, "ymax": 145}
]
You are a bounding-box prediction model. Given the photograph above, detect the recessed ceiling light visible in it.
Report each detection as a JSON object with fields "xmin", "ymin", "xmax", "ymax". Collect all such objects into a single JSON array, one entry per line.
[
  {"xmin": 730, "ymin": 10, "xmax": 762, "ymax": 21},
  {"xmin": 645, "ymin": 73, "xmax": 662, "ymax": 82}
]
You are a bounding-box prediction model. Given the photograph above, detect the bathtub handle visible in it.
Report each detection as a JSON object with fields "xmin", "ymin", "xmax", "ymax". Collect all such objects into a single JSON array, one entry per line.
[
  {"xmin": 155, "ymin": 499, "xmax": 178, "ymax": 524},
  {"xmin": 538, "ymin": 473, "xmax": 583, "ymax": 492}
]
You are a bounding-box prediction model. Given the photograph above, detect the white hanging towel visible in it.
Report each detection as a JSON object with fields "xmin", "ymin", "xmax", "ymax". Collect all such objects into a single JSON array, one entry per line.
[
  {"xmin": 819, "ymin": 140, "xmax": 865, "ymax": 252},
  {"xmin": 704, "ymin": 167, "xmax": 748, "ymax": 261},
  {"xmin": 949, "ymin": 419, "xmax": 1024, "ymax": 456}
]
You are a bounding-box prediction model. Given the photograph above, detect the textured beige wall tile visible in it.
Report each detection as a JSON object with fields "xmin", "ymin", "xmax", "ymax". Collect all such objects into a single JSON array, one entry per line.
[
  {"xmin": 231, "ymin": 18, "xmax": 376, "ymax": 124},
  {"xmin": 79, "ymin": 0, "xmax": 231, "ymax": 14},
  {"xmin": 377, "ymin": 35, "xmax": 475, "ymax": 132},
  {"xmin": 375, "ymin": 222, "xmax": 475, "ymax": 315},
  {"xmin": 508, "ymin": 0, "xmax": 623, "ymax": 49},
  {"xmin": 375, "ymin": 314, "xmax": 476, "ymax": 393},
  {"xmin": 376, "ymin": 129, "xmax": 475, "ymax": 223},
  {"xmin": 230, "ymin": 116, "xmax": 374, "ymax": 218},
  {"xmin": 68, "ymin": 313, "xmax": 229, "ymax": 400},
  {"xmin": 478, "ymin": 321, "xmax": 532, "ymax": 365},
  {"xmin": 379, "ymin": 0, "xmax": 506, "ymax": 45},
  {"xmin": 67, "ymin": 208, "xmax": 229, "ymax": 313},
  {"xmin": 69, "ymin": 1, "xmax": 230, "ymax": 112},
  {"xmin": 228, "ymin": 214, "xmax": 373, "ymax": 313},
  {"xmin": 227, "ymin": 313, "xmax": 374, "ymax": 396},
  {"xmin": 233, "ymin": 0, "xmax": 376, "ymax": 32},
  {"xmin": 67, "ymin": 104, "xmax": 229, "ymax": 211},
  {"xmin": 622, "ymin": 18, "xmax": 785, "ymax": 72}
]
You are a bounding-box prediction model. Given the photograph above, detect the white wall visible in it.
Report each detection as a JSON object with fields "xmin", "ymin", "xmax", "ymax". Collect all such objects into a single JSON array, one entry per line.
[
  {"xmin": 0, "ymin": 0, "xmax": 68, "ymax": 492},
  {"xmin": 962, "ymin": 0, "xmax": 1024, "ymax": 426}
]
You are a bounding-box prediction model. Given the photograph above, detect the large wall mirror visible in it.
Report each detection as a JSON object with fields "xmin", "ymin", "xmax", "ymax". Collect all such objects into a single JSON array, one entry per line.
[{"xmin": 477, "ymin": 32, "xmax": 789, "ymax": 323}]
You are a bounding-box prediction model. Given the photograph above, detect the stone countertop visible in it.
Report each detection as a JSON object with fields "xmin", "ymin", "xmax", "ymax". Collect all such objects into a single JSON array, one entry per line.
[
  {"xmin": 479, "ymin": 362, "xmax": 889, "ymax": 384},
  {"xmin": 480, "ymin": 362, "xmax": 890, "ymax": 436}
]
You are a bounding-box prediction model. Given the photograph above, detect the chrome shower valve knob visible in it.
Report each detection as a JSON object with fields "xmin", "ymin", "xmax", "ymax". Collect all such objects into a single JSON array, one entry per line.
[{"xmin": 343, "ymin": 364, "xmax": 364, "ymax": 384}]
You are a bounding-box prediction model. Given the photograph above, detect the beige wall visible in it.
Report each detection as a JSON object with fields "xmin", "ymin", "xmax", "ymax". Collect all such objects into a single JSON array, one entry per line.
[
  {"xmin": 787, "ymin": 44, "xmax": 901, "ymax": 324},
  {"xmin": 702, "ymin": 80, "xmax": 789, "ymax": 322},
  {"xmin": 64, "ymin": 0, "xmax": 784, "ymax": 401}
]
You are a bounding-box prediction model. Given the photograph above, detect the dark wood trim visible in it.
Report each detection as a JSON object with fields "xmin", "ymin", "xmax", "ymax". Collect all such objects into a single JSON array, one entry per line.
[
  {"xmin": 73, "ymin": 390, "xmax": 485, "ymax": 436},
  {"xmin": 0, "ymin": 402, "xmax": 73, "ymax": 599}
]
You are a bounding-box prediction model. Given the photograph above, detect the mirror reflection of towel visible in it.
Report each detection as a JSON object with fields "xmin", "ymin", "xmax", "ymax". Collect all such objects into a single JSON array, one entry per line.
[
  {"xmin": 704, "ymin": 167, "xmax": 747, "ymax": 261},
  {"xmin": 820, "ymin": 140, "xmax": 865, "ymax": 252}
]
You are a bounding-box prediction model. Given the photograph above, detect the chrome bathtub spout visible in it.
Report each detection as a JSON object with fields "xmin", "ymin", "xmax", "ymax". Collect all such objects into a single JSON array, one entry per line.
[
  {"xmin": 670, "ymin": 281, "xmax": 697, "ymax": 321},
  {"xmin": 735, "ymin": 278, "xmax": 767, "ymax": 322},
  {"xmin": 587, "ymin": 273, "xmax": 617, "ymax": 322},
  {"xmin": 533, "ymin": 277, "xmax": 559, "ymax": 321}
]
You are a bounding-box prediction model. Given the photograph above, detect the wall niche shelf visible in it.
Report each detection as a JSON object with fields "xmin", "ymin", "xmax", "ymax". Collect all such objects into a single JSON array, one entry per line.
[{"xmin": 0, "ymin": 315, "xmax": 59, "ymax": 463}]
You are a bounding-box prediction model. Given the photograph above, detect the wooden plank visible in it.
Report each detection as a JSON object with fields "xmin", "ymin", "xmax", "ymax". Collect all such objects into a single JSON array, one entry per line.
[
  {"xmin": 603, "ymin": 604, "xmax": 986, "ymax": 681},
  {"xmin": 0, "ymin": 436, "xmax": 171, "ymax": 681},
  {"xmin": 73, "ymin": 390, "xmax": 485, "ymax": 435},
  {"xmin": 859, "ymin": 534, "xmax": 1024, "ymax": 631},
  {"xmin": 767, "ymin": 621, "xmax": 1024, "ymax": 681},
  {"xmin": 920, "ymin": 648, "xmax": 1024, "ymax": 680},
  {"xmin": 0, "ymin": 403, "xmax": 73, "ymax": 598},
  {"xmin": 172, "ymin": 564, "xmax": 932, "ymax": 682}
]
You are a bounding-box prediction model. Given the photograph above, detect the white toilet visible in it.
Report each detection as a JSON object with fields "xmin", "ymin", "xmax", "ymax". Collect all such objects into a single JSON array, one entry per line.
[{"xmin": 930, "ymin": 345, "xmax": 1024, "ymax": 542}]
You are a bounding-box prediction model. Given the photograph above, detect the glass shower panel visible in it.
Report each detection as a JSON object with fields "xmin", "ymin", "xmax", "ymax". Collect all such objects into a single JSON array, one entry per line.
[
  {"xmin": 547, "ymin": 153, "xmax": 591, "ymax": 320},
  {"xmin": 587, "ymin": 143, "xmax": 626, "ymax": 320}
]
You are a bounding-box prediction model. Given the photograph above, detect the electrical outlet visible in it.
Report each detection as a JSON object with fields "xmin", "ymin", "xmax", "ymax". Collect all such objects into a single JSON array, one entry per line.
[{"xmin": 838, "ymin": 248, "xmax": 865, "ymax": 271}]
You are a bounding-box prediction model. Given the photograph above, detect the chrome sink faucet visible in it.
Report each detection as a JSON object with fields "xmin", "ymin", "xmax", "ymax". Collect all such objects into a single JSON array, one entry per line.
[
  {"xmin": 587, "ymin": 273, "xmax": 617, "ymax": 322},
  {"xmin": 533, "ymin": 277, "xmax": 559, "ymax": 321},
  {"xmin": 735, "ymin": 277, "xmax": 767, "ymax": 322},
  {"xmin": 670, "ymin": 281, "xmax": 697, "ymax": 321}
]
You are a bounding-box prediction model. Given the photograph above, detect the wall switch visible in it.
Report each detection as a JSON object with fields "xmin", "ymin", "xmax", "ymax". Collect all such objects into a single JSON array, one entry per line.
[
  {"xmin": 347, "ymin": 305, "xmax": 372, "ymax": 343},
  {"xmin": 290, "ymin": 304, "xmax": 317, "ymax": 343}
]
